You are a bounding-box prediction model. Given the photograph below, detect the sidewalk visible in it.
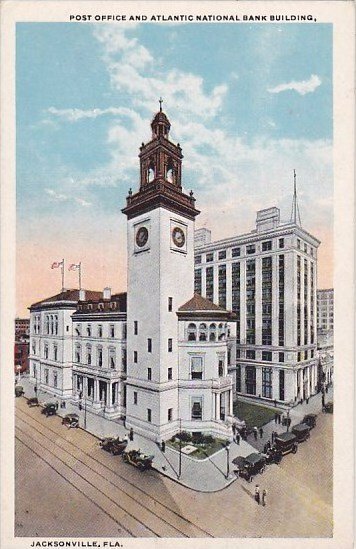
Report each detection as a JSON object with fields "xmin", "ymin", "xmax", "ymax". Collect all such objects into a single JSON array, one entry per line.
[
  {"xmin": 17, "ymin": 375, "xmax": 257, "ymax": 492},
  {"xmin": 17, "ymin": 375, "xmax": 332, "ymax": 492}
]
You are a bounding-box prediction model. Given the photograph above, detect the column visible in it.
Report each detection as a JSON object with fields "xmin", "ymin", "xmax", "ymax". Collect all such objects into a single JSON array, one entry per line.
[
  {"xmin": 229, "ymin": 389, "xmax": 233, "ymax": 415},
  {"xmin": 256, "ymin": 366, "xmax": 262, "ymax": 399},
  {"xmin": 306, "ymin": 366, "xmax": 310, "ymax": 398},
  {"xmin": 272, "ymin": 254, "xmax": 279, "ymax": 346},
  {"xmin": 212, "ymin": 391, "xmax": 216, "ymax": 420},
  {"xmin": 107, "ymin": 383, "xmax": 113, "ymax": 407},
  {"xmin": 94, "ymin": 379, "xmax": 100, "ymax": 402},
  {"xmin": 216, "ymin": 393, "xmax": 220, "ymax": 420},
  {"xmin": 255, "ymin": 257, "xmax": 262, "ymax": 346},
  {"xmin": 226, "ymin": 262, "xmax": 232, "ymax": 311}
]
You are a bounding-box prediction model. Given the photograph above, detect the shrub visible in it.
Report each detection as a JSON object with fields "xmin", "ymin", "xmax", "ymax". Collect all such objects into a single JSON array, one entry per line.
[{"xmin": 176, "ymin": 430, "xmax": 192, "ymax": 442}]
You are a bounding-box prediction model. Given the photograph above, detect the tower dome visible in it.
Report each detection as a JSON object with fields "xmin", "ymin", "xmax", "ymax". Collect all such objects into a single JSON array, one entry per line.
[{"xmin": 151, "ymin": 99, "xmax": 171, "ymax": 138}]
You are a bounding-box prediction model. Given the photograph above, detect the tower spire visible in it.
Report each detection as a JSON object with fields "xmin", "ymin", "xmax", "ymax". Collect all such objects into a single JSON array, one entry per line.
[
  {"xmin": 159, "ymin": 97, "xmax": 163, "ymax": 112},
  {"xmin": 290, "ymin": 169, "xmax": 302, "ymax": 226}
]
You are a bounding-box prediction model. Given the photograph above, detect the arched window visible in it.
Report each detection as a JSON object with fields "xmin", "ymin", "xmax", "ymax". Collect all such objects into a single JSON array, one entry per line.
[
  {"xmin": 199, "ymin": 323, "xmax": 208, "ymax": 341},
  {"xmin": 45, "ymin": 315, "xmax": 49, "ymax": 335},
  {"xmin": 166, "ymin": 159, "xmax": 174, "ymax": 183},
  {"xmin": 218, "ymin": 323, "xmax": 226, "ymax": 340},
  {"xmin": 86, "ymin": 344, "xmax": 92, "ymax": 365},
  {"xmin": 209, "ymin": 323, "xmax": 217, "ymax": 341},
  {"xmin": 54, "ymin": 315, "xmax": 58, "ymax": 335},
  {"xmin": 50, "ymin": 315, "xmax": 54, "ymax": 335},
  {"xmin": 187, "ymin": 323, "xmax": 197, "ymax": 341},
  {"xmin": 75, "ymin": 344, "xmax": 81, "ymax": 364},
  {"xmin": 148, "ymin": 161, "xmax": 155, "ymax": 182}
]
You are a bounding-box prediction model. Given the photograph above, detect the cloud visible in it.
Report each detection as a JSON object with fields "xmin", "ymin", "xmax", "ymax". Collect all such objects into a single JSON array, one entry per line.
[
  {"xmin": 45, "ymin": 188, "xmax": 67, "ymax": 201},
  {"xmin": 268, "ymin": 74, "xmax": 322, "ymax": 95},
  {"xmin": 45, "ymin": 187, "xmax": 92, "ymax": 207},
  {"xmin": 47, "ymin": 106, "xmax": 140, "ymax": 123}
]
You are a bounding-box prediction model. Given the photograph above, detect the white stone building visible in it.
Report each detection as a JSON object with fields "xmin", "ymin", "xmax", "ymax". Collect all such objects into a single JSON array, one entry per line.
[
  {"xmin": 29, "ymin": 289, "xmax": 102, "ymax": 400},
  {"xmin": 71, "ymin": 289, "xmax": 127, "ymax": 419},
  {"xmin": 317, "ymin": 288, "xmax": 334, "ymax": 332},
  {"xmin": 194, "ymin": 206, "xmax": 321, "ymax": 406}
]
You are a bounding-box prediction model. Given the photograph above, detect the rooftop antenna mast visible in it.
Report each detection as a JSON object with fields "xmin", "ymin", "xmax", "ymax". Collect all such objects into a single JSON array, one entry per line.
[{"xmin": 290, "ymin": 169, "xmax": 302, "ymax": 226}]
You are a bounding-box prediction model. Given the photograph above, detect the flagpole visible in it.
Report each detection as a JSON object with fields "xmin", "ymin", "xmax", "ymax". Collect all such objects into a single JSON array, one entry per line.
[
  {"xmin": 79, "ymin": 262, "xmax": 82, "ymax": 290},
  {"xmin": 62, "ymin": 259, "xmax": 65, "ymax": 292}
]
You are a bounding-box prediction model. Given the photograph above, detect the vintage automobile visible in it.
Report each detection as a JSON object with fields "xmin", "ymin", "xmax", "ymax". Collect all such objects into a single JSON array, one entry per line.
[
  {"xmin": 292, "ymin": 423, "xmax": 311, "ymax": 442},
  {"xmin": 15, "ymin": 385, "xmax": 24, "ymax": 397},
  {"xmin": 62, "ymin": 413, "xmax": 79, "ymax": 428},
  {"xmin": 100, "ymin": 436, "xmax": 128, "ymax": 455},
  {"xmin": 232, "ymin": 452, "xmax": 266, "ymax": 482},
  {"xmin": 274, "ymin": 432, "xmax": 298, "ymax": 455},
  {"xmin": 264, "ymin": 446, "xmax": 283, "ymax": 465},
  {"xmin": 41, "ymin": 402, "xmax": 57, "ymax": 417},
  {"xmin": 27, "ymin": 397, "xmax": 39, "ymax": 407},
  {"xmin": 122, "ymin": 449, "xmax": 154, "ymax": 470},
  {"xmin": 302, "ymin": 413, "xmax": 317, "ymax": 429},
  {"xmin": 322, "ymin": 401, "xmax": 333, "ymax": 414}
]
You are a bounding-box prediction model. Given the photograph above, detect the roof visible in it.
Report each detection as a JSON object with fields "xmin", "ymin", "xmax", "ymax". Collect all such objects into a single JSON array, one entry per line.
[
  {"xmin": 178, "ymin": 293, "xmax": 227, "ymax": 313},
  {"xmin": 30, "ymin": 289, "xmax": 103, "ymax": 309}
]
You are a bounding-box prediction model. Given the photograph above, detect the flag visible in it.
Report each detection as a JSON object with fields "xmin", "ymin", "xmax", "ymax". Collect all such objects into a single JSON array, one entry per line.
[
  {"xmin": 69, "ymin": 263, "xmax": 80, "ymax": 271},
  {"xmin": 51, "ymin": 261, "xmax": 63, "ymax": 269}
]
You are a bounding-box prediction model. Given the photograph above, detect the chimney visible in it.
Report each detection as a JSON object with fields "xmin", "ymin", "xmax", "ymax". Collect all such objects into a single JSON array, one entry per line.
[
  {"xmin": 103, "ymin": 287, "xmax": 111, "ymax": 300},
  {"xmin": 79, "ymin": 289, "xmax": 86, "ymax": 301}
]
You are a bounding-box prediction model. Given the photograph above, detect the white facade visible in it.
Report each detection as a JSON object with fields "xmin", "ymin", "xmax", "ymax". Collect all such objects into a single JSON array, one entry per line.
[
  {"xmin": 317, "ymin": 288, "xmax": 334, "ymax": 331},
  {"xmin": 194, "ymin": 207, "xmax": 321, "ymax": 406}
]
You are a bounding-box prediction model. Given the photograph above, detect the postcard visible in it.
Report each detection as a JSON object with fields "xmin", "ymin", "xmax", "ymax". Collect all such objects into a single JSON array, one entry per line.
[{"xmin": 1, "ymin": 1, "xmax": 354, "ymax": 548}]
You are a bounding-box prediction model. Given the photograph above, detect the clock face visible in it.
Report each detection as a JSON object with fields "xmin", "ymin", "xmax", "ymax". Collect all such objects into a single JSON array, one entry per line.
[
  {"xmin": 172, "ymin": 226, "xmax": 186, "ymax": 248},
  {"xmin": 136, "ymin": 226, "xmax": 149, "ymax": 248}
]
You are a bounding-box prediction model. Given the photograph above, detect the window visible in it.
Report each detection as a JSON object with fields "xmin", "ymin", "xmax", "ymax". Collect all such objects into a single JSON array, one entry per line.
[
  {"xmin": 66, "ymin": 326, "xmax": 69, "ymax": 332},
  {"xmin": 45, "ymin": 369, "xmax": 49, "ymax": 385},
  {"xmin": 218, "ymin": 250, "xmax": 226, "ymax": 260},
  {"xmin": 168, "ymin": 408, "xmax": 173, "ymax": 422},
  {"xmin": 199, "ymin": 323, "xmax": 208, "ymax": 341},
  {"xmin": 53, "ymin": 371, "xmax": 58, "ymax": 388},
  {"xmin": 168, "ymin": 297, "xmax": 173, "ymax": 312},
  {"xmin": 110, "ymin": 325, "xmax": 115, "ymax": 338},
  {"xmin": 168, "ymin": 338, "xmax": 173, "ymax": 352},
  {"xmin": 97, "ymin": 347, "xmax": 103, "ymax": 367},
  {"xmin": 75, "ymin": 324, "xmax": 81, "ymax": 336},
  {"xmin": 147, "ymin": 338, "xmax": 152, "ymax": 353},
  {"xmin": 218, "ymin": 264, "xmax": 227, "ymax": 308},
  {"xmin": 262, "ymin": 367, "xmax": 272, "ymax": 399},
  {"xmin": 262, "ymin": 240, "xmax": 272, "ymax": 251},
  {"xmin": 194, "ymin": 269, "xmax": 202, "ymax": 294},
  {"xmin": 147, "ymin": 368, "xmax": 152, "ymax": 380},
  {"xmin": 134, "ymin": 321, "xmax": 138, "ymax": 335},
  {"xmin": 246, "ymin": 350, "xmax": 256, "ymax": 359},
  {"xmin": 53, "ymin": 345, "xmax": 58, "ymax": 361},
  {"xmin": 168, "ymin": 367, "xmax": 173, "ymax": 380},
  {"xmin": 297, "ymin": 352, "xmax": 301, "ymax": 362},
  {"xmin": 123, "ymin": 323, "xmax": 127, "ymax": 339},
  {"xmin": 195, "ymin": 255, "xmax": 202, "ymax": 265},
  {"xmin": 86, "ymin": 325, "xmax": 91, "ymax": 337},
  {"xmin": 205, "ymin": 266, "xmax": 214, "ymax": 301},
  {"xmin": 133, "ymin": 391, "xmax": 138, "ymax": 405},
  {"xmin": 297, "ymin": 239, "xmax": 301, "ymax": 249},
  {"xmin": 191, "ymin": 356, "xmax": 203, "ymax": 380},
  {"xmin": 246, "ymin": 244, "xmax": 255, "ymax": 255},
  {"xmin": 232, "ymin": 247, "xmax": 240, "ymax": 257},
  {"xmin": 262, "ymin": 351, "xmax": 272, "ymax": 361},
  {"xmin": 98, "ymin": 325, "xmax": 103, "ymax": 338},
  {"xmin": 44, "ymin": 344, "xmax": 49, "ymax": 360},
  {"xmin": 87, "ymin": 345, "xmax": 92, "ymax": 365},
  {"xmin": 147, "ymin": 409, "xmax": 152, "ymax": 422},
  {"xmin": 191, "ymin": 397, "xmax": 202, "ymax": 420},
  {"xmin": 236, "ymin": 349, "xmax": 240, "ymax": 359},
  {"xmin": 311, "ymin": 350, "xmax": 314, "ymax": 358},
  {"xmin": 279, "ymin": 352, "xmax": 284, "ymax": 362},
  {"xmin": 279, "ymin": 370, "xmax": 285, "ymax": 400},
  {"xmin": 304, "ymin": 243, "xmax": 307, "ymax": 253},
  {"xmin": 187, "ymin": 323, "xmax": 197, "ymax": 341},
  {"xmin": 209, "ymin": 323, "xmax": 217, "ymax": 341},
  {"xmin": 236, "ymin": 365, "xmax": 241, "ymax": 392},
  {"xmin": 54, "ymin": 316, "xmax": 58, "ymax": 335},
  {"xmin": 206, "ymin": 252, "xmax": 214, "ymax": 263},
  {"xmin": 245, "ymin": 366, "xmax": 256, "ymax": 395},
  {"xmin": 134, "ymin": 351, "xmax": 138, "ymax": 363},
  {"xmin": 109, "ymin": 349, "xmax": 116, "ymax": 369},
  {"xmin": 75, "ymin": 344, "xmax": 81, "ymax": 363},
  {"xmin": 279, "ymin": 238, "xmax": 284, "ymax": 249},
  {"xmin": 218, "ymin": 359, "xmax": 224, "ymax": 377}
]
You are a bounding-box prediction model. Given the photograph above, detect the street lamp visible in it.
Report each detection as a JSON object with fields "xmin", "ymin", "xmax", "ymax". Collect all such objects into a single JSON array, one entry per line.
[
  {"xmin": 225, "ymin": 442, "xmax": 231, "ymax": 479},
  {"xmin": 178, "ymin": 418, "xmax": 182, "ymax": 480},
  {"xmin": 79, "ymin": 390, "xmax": 87, "ymax": 429}
]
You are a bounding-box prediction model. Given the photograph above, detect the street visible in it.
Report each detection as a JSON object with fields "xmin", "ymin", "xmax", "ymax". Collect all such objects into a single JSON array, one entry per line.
[{"xmin": 15, "ymin": 396, "xmax": 332, "ymax": 538}]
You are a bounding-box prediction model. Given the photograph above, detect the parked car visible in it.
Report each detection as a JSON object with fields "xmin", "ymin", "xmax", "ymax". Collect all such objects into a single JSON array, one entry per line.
[
  {"xmin": 264, "ymin": 446, "xmax": 283, "ymax": 465},
  {"xmin": 322, "ymin": 402, "xmax": 333, "ymax": 414},
  {"xmin": 100, "ymin": 436, "xmax": 128, "ymax": 455},
  {"xmin": 292, "ymin": 423, "xmax": 311, "ymax": 442},
  {"xmin": 274, "ymin": 432, "xmax": 298, "ymax": 455},
  {"xmin": 232, "ymin": 452, "xmax": 266, "ymax": 482},
  {"xmin": 27, "ymin": 397, "xmax": 39, "ymax": 407},
  {"xmin": 41, "ymin": 402, "xmax": 57, "ymax": 417},
  {"xmin": 302, "ymin": 414, "xmax": 317, "ymax": 429},
  {"xmin": 15, "ymin": 385, "xmax": 24, "ymax": 397},
  {"xmin": 62, "ymin": 413, "xmax": 79, "ymax": 428},
  {"xmin": 122, "ymin": 449, "xmax": 154, "ymax": 470}
]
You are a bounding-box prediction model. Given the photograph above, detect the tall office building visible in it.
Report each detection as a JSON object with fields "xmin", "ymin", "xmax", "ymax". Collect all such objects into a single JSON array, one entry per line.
[
  {"xmin": 317, "ymin": 289, "xmax": 334, "ymax": 332},
  {"xmin": 194, "ymin": 205, "xmax": 321, "ymax": 405}
]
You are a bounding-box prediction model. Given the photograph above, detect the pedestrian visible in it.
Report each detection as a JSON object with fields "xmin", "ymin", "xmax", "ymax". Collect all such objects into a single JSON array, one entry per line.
[
  {"xmin": 266, "ymin": 440, "xmax": 271, "ymax": 450},
  {"xmin": 235, "ymin": 433, "xmax": 240, "ymax": 445},
  {"xmin": 274, "ymin": 413, "xmax": 278, "ymax": 424},
  {"xmin": 271, "ymin": 431, "xmax": 275, "ymax": 443},
  {"xmin": 129, "ymin": 427, "xmax": 134, "ymax": 441},
  {"xmin": 306, "ymin": 397, "xmax": 309, "ymax": 405},
  {"xmin": 274, "ymin": 399, "xmax": 277, "ymax": 407},
  {"xmin": 277, "ymin": 414, "xmax": 281, "ymax": 424},
  {"xmin": 55, "ymin": 401, "xmax": 59, "ymax": 411},
  {"xmin": 254, "ymin": 485, "xmax": 260, "ymax": 505},
  {"xmin": 259, "ymin": 427, "xmax": 263, "ymax": 438},
  {"xmin": 161, "ymin": 440, "xmax": 166, "ymax": 453},
  {"xmin": 124, "ymin": 433, "xmax": 128, "ymax": 442},
  {"xmin": 232, "ymin": 423, "xmax": 236, "ymax": 436},
  {"xmin": 322, "ymin": 395, "xmax": 325, "ymax": 408},
  {"xmin": 253, "ymin": 426, "xmax": 258, "ymax": 441},
  {"xmin": 262, "ymin": 489, "xmax": 267, "ymax": 506}
]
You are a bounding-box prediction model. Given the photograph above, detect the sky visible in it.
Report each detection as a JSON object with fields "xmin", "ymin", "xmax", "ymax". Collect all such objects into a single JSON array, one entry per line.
[{"xmin": 16, "ymin": 22, "xmax": 333, "ymax": 316}]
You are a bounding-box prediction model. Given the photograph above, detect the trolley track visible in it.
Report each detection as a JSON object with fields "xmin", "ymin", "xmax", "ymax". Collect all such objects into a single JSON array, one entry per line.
[{"xmin": 16, "ymin": 407, "xmax": 214, "ymax": 538}]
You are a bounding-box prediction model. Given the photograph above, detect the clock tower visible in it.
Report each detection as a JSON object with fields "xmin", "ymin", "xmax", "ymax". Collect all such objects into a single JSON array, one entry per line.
[{"xmin": 122, "ymin": 105, "xmax": 200, "ymax": 441}]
